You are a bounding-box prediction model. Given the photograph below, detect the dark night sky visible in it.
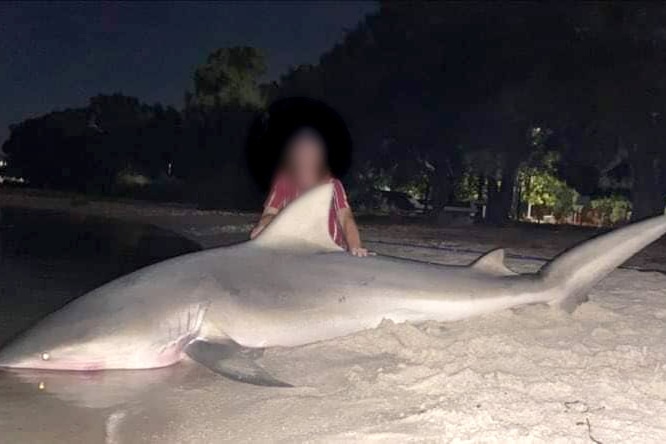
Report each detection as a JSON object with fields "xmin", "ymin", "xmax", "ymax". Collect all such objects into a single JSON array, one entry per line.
[{"xmin": 0, "ymin": 1, "xmax": 377, "ymax": 148}]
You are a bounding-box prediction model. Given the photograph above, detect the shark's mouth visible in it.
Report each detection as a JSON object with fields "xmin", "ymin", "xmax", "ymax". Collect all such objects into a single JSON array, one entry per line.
[
  {"xmin": 0, "ymin": 351, "xmax": 187, "ymax": 372},
  {"xmin": 0, "ymin": 339, "xmax": 192, "ymax": 372},
  {"xmin": 3, "ymin": 361, "xmax": 109, "ymax": 372}
]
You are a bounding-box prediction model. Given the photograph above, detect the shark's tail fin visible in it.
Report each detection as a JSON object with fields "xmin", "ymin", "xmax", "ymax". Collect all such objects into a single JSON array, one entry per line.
[{"xmin": 540, "ymin": 214, "xmax": 666, "ymax": 312}]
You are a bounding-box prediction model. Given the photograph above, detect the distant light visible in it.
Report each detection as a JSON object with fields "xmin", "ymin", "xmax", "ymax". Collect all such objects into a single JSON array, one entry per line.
[
  {"xmin": 38, "ymin": 381, "xmax": 45, "ymax": 390},
  {"xmin": 0, "ymin": 176, "xmax": 26, "ymax": 184},
  {"xmin": 0, "ymin": 160, "xmax": 6, "ymax": 167},
  {"xmin": 41, "ymin": 352, "xmax": 50, "ymax": 361}
]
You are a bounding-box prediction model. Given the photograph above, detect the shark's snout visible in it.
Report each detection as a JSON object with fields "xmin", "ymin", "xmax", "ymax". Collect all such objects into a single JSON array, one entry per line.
[
  {"xmin": 0, "ymin": 324, "xmax": 99, "ymax": 371},
  {"xmin": 0, "ymin": 349, "xmax": 12, "ymax": 367},
  {"xmin": 0, "ymin": 340, "xmax": 47, "ymax": 370},
  {"xmin": 0, "ymin": 339, "xmax": 107, "ymax": 371},
  {"xmin": 0, "ymin": 345, "xmax": 28, "ymax": 369}
]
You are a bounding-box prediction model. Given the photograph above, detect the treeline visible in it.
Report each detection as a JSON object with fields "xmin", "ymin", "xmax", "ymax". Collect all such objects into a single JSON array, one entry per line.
[
  {"xmin": 3, "ymin": 48, "xmax": 266, "ymax": 209},
  {"xmin": 3, "ymin": 2, "xmax": 666, "ymax": 221},
  {"xmin": 274, "ymin": 2, "xmax": 666, "ymax": 222}
]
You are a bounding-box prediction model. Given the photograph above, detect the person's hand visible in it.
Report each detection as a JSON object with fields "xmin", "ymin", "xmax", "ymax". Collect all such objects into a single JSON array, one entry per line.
[
  {"xmin": 350, "ymin": 247, "xmax": 369, "ymax": 257},
  {"xmin": 250, "ymin": 224, "xmax": 265, "ymax": 240},
  {"xmin": 251, "ymin": 213, "xmax": 276, "ymax": 240}
]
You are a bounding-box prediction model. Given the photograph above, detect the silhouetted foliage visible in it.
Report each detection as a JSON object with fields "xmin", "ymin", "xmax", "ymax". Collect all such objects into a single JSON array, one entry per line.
[
  {"xmin": 3, "ymin": 94, "xmax": 182, "ymax": 194},
  {"xmin": 186, "ymin": 46, "xmax": 266, "ymax": 110},
  {"xmin": 3, "ymin": 4, "xmax": 666, "ymax": 220}
]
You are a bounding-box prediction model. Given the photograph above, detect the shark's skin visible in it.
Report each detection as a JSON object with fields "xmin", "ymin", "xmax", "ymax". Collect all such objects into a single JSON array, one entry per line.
[{"xmin": 0, "ymin": 184, "xmax": 665, "ymax": 385}]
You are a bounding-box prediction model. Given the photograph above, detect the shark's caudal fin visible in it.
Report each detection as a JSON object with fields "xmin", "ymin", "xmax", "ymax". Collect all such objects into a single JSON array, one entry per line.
[
  {"xmin": 541, "ymin": 214, "xmax": 666, "ymax": 312},
  {"xmin": 252, "ymin": 183, "xmax": 344, "ymax": 253}
]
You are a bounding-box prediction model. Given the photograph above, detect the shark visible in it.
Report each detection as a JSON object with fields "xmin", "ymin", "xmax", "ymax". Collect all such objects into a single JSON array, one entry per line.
[{"xmin": 0, "ymin": 184, "xmax": 665, "ymax": 386}]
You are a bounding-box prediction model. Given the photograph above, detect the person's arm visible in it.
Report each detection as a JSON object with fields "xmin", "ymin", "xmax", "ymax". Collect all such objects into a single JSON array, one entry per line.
[
  {"xmin": 250, "ymin": 176, "xmax": 284, "ymax": 240},
  {"xmin": 331, "ymin": 179, "xmax": 368, "ymax": 257},
  {"xmin": 337, "ymin": 207, "xmax": 368, "ymax": 257}
]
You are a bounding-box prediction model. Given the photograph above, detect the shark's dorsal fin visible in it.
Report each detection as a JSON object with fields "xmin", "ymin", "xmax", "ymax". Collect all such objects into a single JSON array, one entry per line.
[
  {"xmin": 252, "ymin": 183, "xmax": 344, "ymax": 253},
  {"xmin": 470, "ymin": 248, "xmax": 517, "ymax": 276}
]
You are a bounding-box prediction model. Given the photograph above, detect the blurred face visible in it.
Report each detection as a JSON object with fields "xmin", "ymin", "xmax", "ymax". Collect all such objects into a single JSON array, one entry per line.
[{"xmin": 285, "ymin": 128, "xmax": 327, "ymax": 189}]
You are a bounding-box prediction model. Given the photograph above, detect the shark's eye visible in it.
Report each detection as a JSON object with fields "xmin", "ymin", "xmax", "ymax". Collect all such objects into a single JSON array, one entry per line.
[{"xmin": 41, "ymin": 352, "xmax": 50, "ymax": 361}]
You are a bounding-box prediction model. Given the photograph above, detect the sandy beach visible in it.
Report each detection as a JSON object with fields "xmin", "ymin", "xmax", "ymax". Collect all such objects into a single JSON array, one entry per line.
[{"xmin": 1, "ymin": 189, "xmax": 665, "ymax": 443}]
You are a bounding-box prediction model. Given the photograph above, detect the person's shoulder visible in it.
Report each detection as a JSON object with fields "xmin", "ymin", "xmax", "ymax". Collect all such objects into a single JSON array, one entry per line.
[
  {"xmin": 328, "ymin": 177, "xmax": 345, "ymax": 188},
  {"xmin": 329, "ymin": 177, "xmax": 349, "ymax": 209},
  {"xmin": 329, "ymin": 177, "xmax": 348, "ymax": 195}
]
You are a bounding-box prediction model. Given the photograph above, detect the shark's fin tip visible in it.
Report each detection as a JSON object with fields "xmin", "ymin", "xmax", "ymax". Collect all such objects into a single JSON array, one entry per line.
[
  {"xmin": 471, "ymin": 248, "xmax": 517, "ymax": 276},
  {"xmin": 551, "ymin": 293, "xmax": 589, "ymax": 313}
]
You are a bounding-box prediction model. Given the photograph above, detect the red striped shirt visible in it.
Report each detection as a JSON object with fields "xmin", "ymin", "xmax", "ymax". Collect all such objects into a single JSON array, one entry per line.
[{"xmin": 264, "ymin": 174, "xmax": 349, "ymax": 248}]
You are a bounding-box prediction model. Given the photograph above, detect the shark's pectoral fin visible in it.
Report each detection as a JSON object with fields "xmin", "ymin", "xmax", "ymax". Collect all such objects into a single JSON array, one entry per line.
[
  {"xmin": 185, "ymin": 340, "xmax": 292, "ymax": 388},
  {"xmin": 470, "ymin": 248, "xmax": 517, "ymax": 276}
]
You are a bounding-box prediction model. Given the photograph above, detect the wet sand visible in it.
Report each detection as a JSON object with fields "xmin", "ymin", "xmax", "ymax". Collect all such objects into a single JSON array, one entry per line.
[{"xmin": 0, "ymin": 207, "xmax": 206, "ymax": 443}]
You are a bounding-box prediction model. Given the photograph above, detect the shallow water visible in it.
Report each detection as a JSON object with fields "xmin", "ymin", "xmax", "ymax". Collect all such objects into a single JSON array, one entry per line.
[{"xmin": 0, "ymin": 207, "xmax": 204, "ymax": 443}]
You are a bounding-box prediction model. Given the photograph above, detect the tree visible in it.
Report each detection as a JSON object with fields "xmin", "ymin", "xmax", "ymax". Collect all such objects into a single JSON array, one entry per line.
[
  {"xmin": 2, "ymin": 108, "xmax": 90, "ymax": 189},
  {"xmin": 179, "ymin": 47, "xmax": 269, "ymax": 208},
  {"xmin": 187, "ymin": 46, "xmax": 267, "ymax": 110},
  {"xmin": 275, "ymin": 2, "xmax": 578, "ymax": 223},
  {"xmin": 2, "ymin": 94, "xmax": 183, "ymax": 193},
  {"xmin": 551, "ymin": 2, "xmax": 666, "ymax": 219}
]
